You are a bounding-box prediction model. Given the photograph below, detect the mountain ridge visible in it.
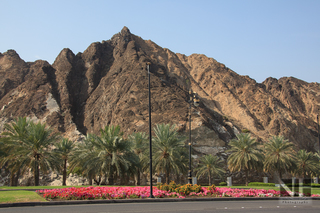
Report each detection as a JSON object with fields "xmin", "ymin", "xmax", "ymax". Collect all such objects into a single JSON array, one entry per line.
[{"xmin": 0, "ymin": 26, "xmax": 319, "ymax": 154}]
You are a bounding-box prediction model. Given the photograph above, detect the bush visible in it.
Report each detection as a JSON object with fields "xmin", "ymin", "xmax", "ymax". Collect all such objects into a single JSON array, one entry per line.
[
  {"xmin": 312, "ymin": 184, "xmax": 320, "ymax": 188},
  {"xmin": 241, "ymin": 129, "xmax": 250, "ymax": 133},
  {"xmin": 219, "ymin": 182, "xmax": 227, "ymax": 186},
  {"xmin": 284, "ymin": 183, "xmax": 320, "ymax": 188},
  {"xmin": 248, "ymin": 182, "xmax": 275, "ymax": 187},
  {"xmin": 156, "ymin": 182, "xmax": 204, "ymax": 196}
]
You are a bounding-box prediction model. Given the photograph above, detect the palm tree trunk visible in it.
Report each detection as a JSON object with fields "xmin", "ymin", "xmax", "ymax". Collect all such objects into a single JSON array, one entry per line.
[
  {"xmin": 277, "ymin": 157, "xmax": 281, "ymax": 184},
  {"xmin": 166, "ymin": 168, "xmax": 170, "ymax": 184},
  {"xmin": 278, "ymin": 170, "xmax": 282, "ymax": 184},
  {"xmin": 208, "ymin": 171, "xmax": 212, "ymax": 186},
  {"xmin": 245, "ymin": 169, "xmax": 249, "ymax": 186},
  {"xmin": 10, "ymin": 172, "xmax": 15, "ymax": 186},
  {"xmin": 88, "ymin": 173, "xmax": 93, "ymax": 185},
  {"xmin": 34, "ymin": 160, "xmax": 40, "ymax": 186},
  {"xmin": 14, "ymin": 169, "xmax": 20, "ymax": 186},
  {"xmin": 62, "ymin": 159, "xmax": 67, "ymax": 186},
  {"xmin": 137, "ymin": 168, "xmax": 141, "ymax": 186},
  {"xmin": 120, "ymin": 175, "xmax": 125, "ymax": 185},
  {"xmin": 109, "ymin": 167, "xmax": 114, "ymax": 185}
]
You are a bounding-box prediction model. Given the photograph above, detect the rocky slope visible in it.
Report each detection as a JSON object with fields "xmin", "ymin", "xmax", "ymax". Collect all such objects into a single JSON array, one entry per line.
[{"xmin": 1, "ymin": 27, "xmax": 319, "ymax": 158}]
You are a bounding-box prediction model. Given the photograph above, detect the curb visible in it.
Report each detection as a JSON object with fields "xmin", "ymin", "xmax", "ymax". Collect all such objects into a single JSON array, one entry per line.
[{"xmin": 1, "ymin": 197, "xmax": 320, "ymax": 208}]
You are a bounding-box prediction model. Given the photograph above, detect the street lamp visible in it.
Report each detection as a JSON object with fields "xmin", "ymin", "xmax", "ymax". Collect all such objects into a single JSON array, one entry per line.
[
  {"xmin": 317, "ymin": 115, "xmax": 320, "ymax": 152},
  {"xmin": 147, "ymin": 62, "xmax": 154, "ymax": 198},
  {"xmin": 188, "ymin": 89, "xmax": 199, "ymax": 184}
]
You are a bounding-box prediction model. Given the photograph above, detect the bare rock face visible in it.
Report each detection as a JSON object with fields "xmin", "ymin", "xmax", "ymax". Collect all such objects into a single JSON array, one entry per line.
[{"xmin": 1, "ymin": 27, "xmax": 319, "ymax": 156}]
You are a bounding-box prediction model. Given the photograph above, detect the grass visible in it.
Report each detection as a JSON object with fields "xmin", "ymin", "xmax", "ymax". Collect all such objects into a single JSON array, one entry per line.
[
  {"xmin": 0, "ymin": 185, "xmax": 92, "ymax": 190},
  {"xmin": 0, "ymin": 185, "xmax": 139, "ymax": 190},
  {"xmin": 226, "ymin": 185, "xmax": 280, "ymax": 191},
  {"xmin": 0, "ymin": 190, "xmax": 47, "ymax": 204},
  {"xmin": 221, "ymin": 185, "xmax": 320, "ymax": 195}
]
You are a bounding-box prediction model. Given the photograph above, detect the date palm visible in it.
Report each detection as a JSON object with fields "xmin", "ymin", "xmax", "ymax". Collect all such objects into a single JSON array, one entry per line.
[
  {"xmin": 264, "ymin": 135, "xmax": 296, "ymax": 183},
  {"xmin": 70, "ymin": 125, "xmax": 134, "ymax": 185},
  {"xmin": 152, "ymin": 123, "xmax": 187, "ymax": 184},
  {"xmin": 294, "ymin": 149, "xmax": 319, "ymax": 178},
  {"xmin": 128, "ymin": 132, "xmax": 148, "ymax": 185},
  {"xmin": 54, "ymin": 138, "xmax": 75, "ymax": 185},
  {"xmin": 1, "ymin": 117, "xmax": 60, "ymax": 186},
  {"xmin": 69, "ymin": 133, "xmax": 98, "ymax": 184},
  {"xmin": 195, "ymin": 154, "xmax": 225, "ymax": 186},
  {"xmin": 0, "ymin": 117, "xmax": 30, "ymax": 186},
  {"xmin": 227, "ymin": 133, "xmax": 263, "ymax": 186}
]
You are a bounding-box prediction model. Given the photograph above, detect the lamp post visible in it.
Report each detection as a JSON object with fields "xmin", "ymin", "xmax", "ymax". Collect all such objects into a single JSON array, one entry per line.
[
  {"xmin": 317, "ymin": 115, "xmax": 320, "ymax": 152},
  {"xmin": 188, "ymin": 89, "xmax": 199, "ymax": 184},
  {"xmin": 147, "ymin": 62, "xmax": 154, "ymax": 198}
]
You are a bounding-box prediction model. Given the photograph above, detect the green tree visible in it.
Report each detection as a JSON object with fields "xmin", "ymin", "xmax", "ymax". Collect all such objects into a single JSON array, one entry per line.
[
  {"xmin": 294, "ymin": 149, "xmax": 319, "ymax": 178},
  {"xmin": 227, "ymin": 133, "xmax": 264, "ymax": 186},
  {"xmin": 194, "ymin": 154, "xmax": 225, "ymax": 186},
  {"xmin": 128, "ymin": 132, "xmax": 148, "ymax": 185},
  {"xmin": 69, "ymin": 134, "xmax": 97, "ymax": 185},
  {"xmin": 264, "ymin": 135, "xmax": 296, "ymax": 183},
  {"xmin": 0, "ymin": 117, "xmax": 30, "ymax": 186},
  {"xmin": 1, "ymin": 117, "xmax": 60, "ymax": 186},
  {"xmin": 152, "ymin": 123, "xmax": 187, "ymax": 184},
  {"xmin": 70, "ymin": 125, "xmax": 135, "ymax": 185},
  {"xmin": 54, "ymin": 138, "xmax": 75, "ymax": 186}
]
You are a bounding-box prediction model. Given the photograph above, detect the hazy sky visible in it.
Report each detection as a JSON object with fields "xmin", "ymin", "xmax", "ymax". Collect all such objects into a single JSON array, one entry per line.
[{"xmin": 1, "ymin": 0, "xmax": 319, "ymax": 83}]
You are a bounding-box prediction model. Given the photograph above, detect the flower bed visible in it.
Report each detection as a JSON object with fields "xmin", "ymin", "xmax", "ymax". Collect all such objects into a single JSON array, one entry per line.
[
  {"xmin": 37, "ymin": 186, "xmax": 186, "ymax": 200},
  {"xmin": 36, "ymin": 186, "xmax": 319, "ymax": 201},
  {"xmin": 36, "ymin": 182, "xmax": 320, "ymax": 201}
]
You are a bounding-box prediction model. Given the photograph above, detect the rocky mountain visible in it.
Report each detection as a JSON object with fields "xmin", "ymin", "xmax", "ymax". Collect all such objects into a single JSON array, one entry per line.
[{"xmin": 1, "ymin": 26, "xmax": 319, "ymax": 157}]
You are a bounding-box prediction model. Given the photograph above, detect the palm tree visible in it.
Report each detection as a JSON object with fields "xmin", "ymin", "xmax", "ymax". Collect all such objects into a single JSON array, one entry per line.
[
  {"xmin": 152, "ymin": 123, "xmax": 188, "ymax": 184},
  {"xmin": 69, "ymin": 134, "xmax": 98, "ymax": 185},
  {"xmin": 194, "ymin": 154, "xmax": 225, "ymax": 186},
  {"xmin": 294, "ymin": 149, "xmax": 319, "ymax": 178},
  {"xmin": 1, "ymin": 117, "xmax": 60, "ymax": 186},
  {"xmin": 70, "ymin": 125, "xmax": 134, "ymax": 185},
  {"xmin": 314, "ymin": 151, "xmax": 320, "ymax": 176},
  {"xmin": 1, "ymin": 117, "xmax": 32, "ymax": 186},
  {"xmin": 264, "ymin": 135, "xmax": 296, "ymax": 183},
  {"xmin": 128, "ymin": 132, "xmax": 148, "ymax": 185},
  {"xmin": 227, "ymin": 133, "xmax": 264, "ymax": 186},
  {"xmin": 54, "ymin": 138, "xmax": 75, "ymax": 186}
]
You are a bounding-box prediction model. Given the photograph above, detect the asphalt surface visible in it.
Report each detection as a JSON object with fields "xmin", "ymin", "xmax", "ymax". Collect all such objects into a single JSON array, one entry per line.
[
  {"xmin": 1, "ymin": 188, "xmax": 320, "ymax": 212},
  {"xmin": 1, "ymin": 200, "xmax": 320, "ymax": 213}
]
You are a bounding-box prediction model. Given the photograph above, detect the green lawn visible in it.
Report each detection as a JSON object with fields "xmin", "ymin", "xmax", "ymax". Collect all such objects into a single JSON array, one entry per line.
[
  {"xmin": 225, "ymin": 185, "xmax": 280, "ymax": 191},
  {"xmin": 0, "ymin": 185, "xmax": 92, "ymax": 190},
  {"xmin": 0, "ymin": 190, "xmax": 47, "ymax": 203},
  {"xmin": 220, "ymin": 185, "xmax": 320, "ymax": 195}
]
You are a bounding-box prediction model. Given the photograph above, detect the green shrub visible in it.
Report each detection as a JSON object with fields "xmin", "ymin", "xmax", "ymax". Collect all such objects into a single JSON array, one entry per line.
[
  {"xmin": 284, "ymin": 183, "xmax": 320, "ymax": 188},
  {"xmin": 219, "ymin": 182, "xmax": 227, "ymax": 186},
  {"xmin": 311, "ymin": 183, "xmax": 320, "ymax": 188},
  {"xmin": 241, "ymin": 129, "xmax": 250, "ymax": 133},
  {"xmin": 157, "ymin": 182, "xmax": 204, "ymax": 196},
  {"xmin": 248, "ymin": 182, "xmax": 275, "ymax": 187}
]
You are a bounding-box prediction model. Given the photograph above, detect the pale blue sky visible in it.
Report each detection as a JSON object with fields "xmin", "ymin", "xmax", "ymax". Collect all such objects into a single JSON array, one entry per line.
[{"xmin": 1, "ymin": 0, "xmax": 319, "ymax": 83}]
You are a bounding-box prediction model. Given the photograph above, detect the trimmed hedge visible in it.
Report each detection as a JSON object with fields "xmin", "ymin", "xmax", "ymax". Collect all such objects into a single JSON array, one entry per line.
[
  {"xmin": 219, "ymin": 182, "xmax": 227, "ymax": 186},
  {"xmin": 284, "ymin": 183, "xmax": 320, "ymax": 188},
  {"xmin": 312, "ymin": 184, "xmax": 320, "ymax": 188},
  {"xmin": 248, "ymin": 182, "xmax": 275, "ymax": 187}
]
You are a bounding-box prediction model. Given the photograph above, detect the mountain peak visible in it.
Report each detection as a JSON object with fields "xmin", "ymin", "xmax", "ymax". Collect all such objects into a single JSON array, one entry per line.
[
  {"xmin": 121, "ymin": 26, "xmax": 131, "ymax": 35},
  {"xmin": 3, "ymin": 49, "xmax": 21, "ymax": 59}
]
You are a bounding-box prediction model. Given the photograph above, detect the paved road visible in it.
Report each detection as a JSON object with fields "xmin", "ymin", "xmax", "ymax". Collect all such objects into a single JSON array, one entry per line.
[{"xmin": 1, "ymin": 200, "xmax": 320, "ymax": 213}]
